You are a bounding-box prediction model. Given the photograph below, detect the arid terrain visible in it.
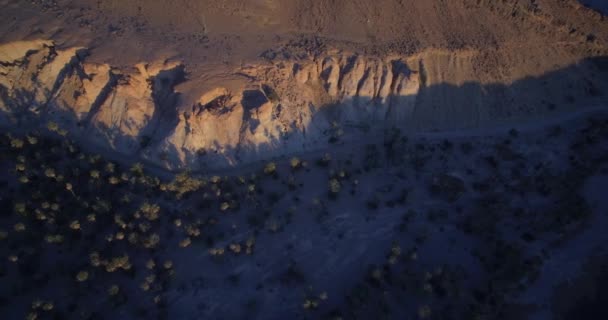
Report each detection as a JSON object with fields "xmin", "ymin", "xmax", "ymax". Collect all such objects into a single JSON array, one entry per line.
[
  {"xmin": 0, "ymin": 1, "xmax": 607, "ymax": 319},
  {"xmin": 1, "ymin": 0, "xmax": 607, "ymax": 169}
]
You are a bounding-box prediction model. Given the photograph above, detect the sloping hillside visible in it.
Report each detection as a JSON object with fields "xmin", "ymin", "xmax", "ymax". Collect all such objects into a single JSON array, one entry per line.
[{"xmin": 0, "ymin": 1, "xmax": 606, "ymax": 169}]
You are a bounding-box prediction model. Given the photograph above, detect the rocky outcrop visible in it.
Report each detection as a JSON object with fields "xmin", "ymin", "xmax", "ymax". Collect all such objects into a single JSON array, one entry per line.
[
  {"xmin": 86, "ymin": 61, "xmax": 185, "ymax": 153},
  {"xmin": 0, "ymin": 40, "xmax": 185, "ymax": 156},
  {"xmin": 0, "ymin": 40, "xmax": 607, "ymax": 170},
  {"xmin": 0, "ymin": 40, "xmax": 87, "ymax": 116},
  {"xmin": 155, "ymin": 53, "xmax": 426, "ymax": 168}
]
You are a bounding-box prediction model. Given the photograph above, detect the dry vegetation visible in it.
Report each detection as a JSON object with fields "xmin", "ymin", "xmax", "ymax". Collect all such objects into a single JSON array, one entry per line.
[{"xmin": 0, "ymin": 113, "xmax": 607, "ymax": 319}]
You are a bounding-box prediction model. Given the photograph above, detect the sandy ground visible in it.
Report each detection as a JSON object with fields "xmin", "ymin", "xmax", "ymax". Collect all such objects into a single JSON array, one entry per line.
[
  {"xmin": 1, "ymin": 102, "xmax": 607, "ymax": 320},
  {"xmin": 1, "ymin": 0, "xmax": 606, "ymax": 75},
  {"xmin": 1, "ymin": 0, "xmax": 605, "ymax": 109},
  {"xmin": 1, "ymin": 1, "xmax": 608, "ymax": 319}
]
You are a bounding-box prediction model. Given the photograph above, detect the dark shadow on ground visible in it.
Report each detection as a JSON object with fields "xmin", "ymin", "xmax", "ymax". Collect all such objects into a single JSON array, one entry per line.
[
  {"xmin": 0, "ymin": 56, "xmax": 607, "ymax": 171},
  {"xmin": 580, "ymin": 0, "xmax": 608, "ymax": 14}
]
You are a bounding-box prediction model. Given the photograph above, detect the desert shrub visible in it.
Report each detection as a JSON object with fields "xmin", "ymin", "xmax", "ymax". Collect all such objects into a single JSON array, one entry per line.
[
  {"xmin": 264, "ymin": 162, "xmax": 277, "ymax": 175},
  {"xmin": 90, "ymin": 170, "xmax": 100, "ymax": 179},
  {"xmin": 418, "ymin": 305, "xmax": 432, "ymax": 319},
  {"xmin": 15, "ymin": 163, "xmax": 26, "ymax": 172},
  {"xmin": 179, "ymin": 237, "xmax": 192, "ymax": 248},
  {"xmin": 290, "ymin": 157, "xmax": 302, "ymax": 170},
  {"xmin": 26, "ymin": 135, "xmax": 38, "ymax": 145},
  {"xmin": 76, "ymin": 271, "xmax": 89, "ymax": 282},
  {"xmin": 139, "ymin": 202, "xmax": 161, "ymax": 221},
  {"xmin": 163, "ymin": 171, "xmax": 204, "ymax": 199},
  {"xmin": 328, "ymin": 178, "xmax": 341, "ymax": 199},
  {"xmin": 108, "ymin": 285, "xmax": 120, "ymax": 296},
  {"xmin": 105, "ymin": 255, "xmax": 132, "ymax": 272},
  {"xmin": 265, "ymin": 218, "xmax": 282, "ymax": 232},
  {"xmin": 10, "ymin": 138, "xmax": 24, "ymax": 149},
  {"xmin": 130, "ymin": 163, "xmax": 144, "ymax": 177},
  {"xmin": 229, "ymin": 243, "xmax": 241, "ymax": 254},
  {"xmin": 46, "ymin": 121, "xmax": 59, "ymax": 132}
]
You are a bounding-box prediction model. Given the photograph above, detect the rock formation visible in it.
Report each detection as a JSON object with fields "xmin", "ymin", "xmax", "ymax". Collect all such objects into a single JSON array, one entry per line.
[{"xmin": 1, "ymin": 36, "xmax": 607, "ymax": 169}]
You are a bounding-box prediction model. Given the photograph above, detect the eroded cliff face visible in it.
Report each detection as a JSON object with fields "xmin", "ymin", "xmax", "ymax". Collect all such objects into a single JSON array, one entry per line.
[
  {"xmin": 0, "ymin": 40, "xmax": 185, "ymax": 158},
  {"xmin": 1, "ymin": 40, "xmax": 607, "ymax": 169},
  {"xmin": 163, "ymin": 53, "xmax": 425, "ymax": 169}
]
